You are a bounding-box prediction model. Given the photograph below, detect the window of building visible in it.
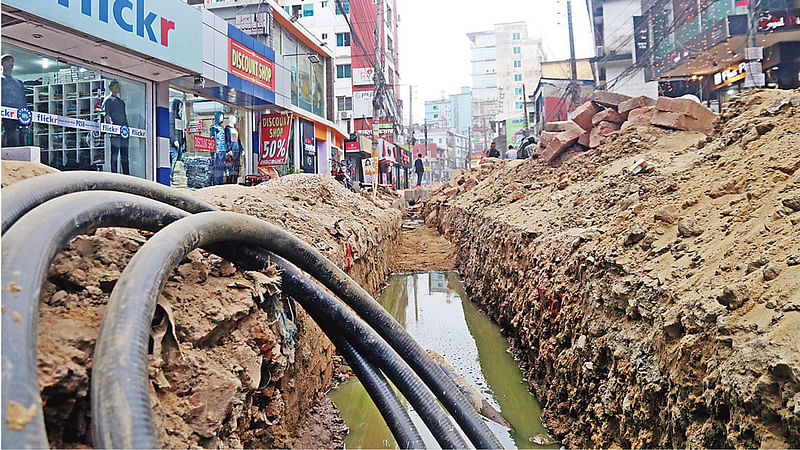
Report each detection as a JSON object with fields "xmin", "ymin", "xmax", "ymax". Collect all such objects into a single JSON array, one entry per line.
[
  {"xmin": 336, "ymin": 64, "xmax": 352, "ymax": 78},
  {"xmin": 336, "ymin": 32, "xmax": 351, "ymax": 47},
  {"xmin": 386, "ymin": 5, "xmax": 393, "ymax": 26},
  {"xmin": 321, "ymin": 33, "xmax": 328, "ymax": 40},
  {"xmin": 303, "ymin": 4, "xmax": 314, "ymax": 16},
  {"xmin": 322, "ymin": 1, "xmax": 328, "ymax": 7},
  {"xmin": 291, "ymin": 5, "xmax": 302, "ymax": 17},
  {"xmin": 513, "ymin": 60, "xmax": 521, "ymax": 68},
  {"xmin": 513, "ymin": 47, "xmax": 521, "ymax": 54},
  {"xmin": 515, "ymin": 87, "xmax": 523, "ymax": 95},
  {"xmin": 336, "ymin": 0, "xmax": 350, "ymax": 14},
  {"xmin": 433, "ymin": 105, "xmax": 438, "ymax": 110},
  {"xmin": 515, "ymin": 102, "xmax": 524, "ymax": 109},
  {"xmin": 387, "ymin": 36, "xmax": 394, "ymax": 54},
  {"xmin": 514, "ymin": 74, "xmax": 522, "ymax": 81},
  {"xmin": 1, "ymin": 43, "xmax": 148, "ymax": 178},
  {"xmin": 337, "ymin": 96, "xmax": 353, "ymax": 111},
  {"xmin": 513, "ymin": 32, "xmax": 521, "ymax": 40}
]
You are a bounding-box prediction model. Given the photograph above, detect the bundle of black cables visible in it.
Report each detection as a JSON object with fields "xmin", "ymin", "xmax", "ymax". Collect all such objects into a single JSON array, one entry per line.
[{"xmin": 1, "ymin": 172, "xmax": 501, "ymax": 449}]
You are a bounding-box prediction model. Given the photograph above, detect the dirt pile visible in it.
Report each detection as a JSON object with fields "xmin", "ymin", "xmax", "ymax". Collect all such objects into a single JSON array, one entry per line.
[
  {"xmin": 3, "ymin": 170, "xmax": 401, "ymax": 448},
  {"xmin": 422, "ymin": 89, "xmax": 800, "ymax": 448}
]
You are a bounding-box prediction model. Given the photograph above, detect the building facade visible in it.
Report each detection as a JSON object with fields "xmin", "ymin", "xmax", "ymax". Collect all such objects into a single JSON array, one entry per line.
[
  {"xmin": 468, "ymin": 22, "xmax": 544, "ymax": 154},
  {"xmin": 423, "ymin": 86, "xmax": 472, "ymax": 134}
]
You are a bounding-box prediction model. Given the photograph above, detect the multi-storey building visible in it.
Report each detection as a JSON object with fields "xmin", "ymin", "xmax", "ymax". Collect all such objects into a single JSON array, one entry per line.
[
  {"xmin": 468, "ymin": 22, "xmax": 544, "ymax": 154},
  {"xmin": 275, "ymin": 0, "xmax": 401, "ymax": 138},
  {"xmin": 423, "ymin": 87, "xmax": 472, "ymax": 134},
  {"xmin": 589, "ymin": 0, "xmax": 659, "ymax": 97}
]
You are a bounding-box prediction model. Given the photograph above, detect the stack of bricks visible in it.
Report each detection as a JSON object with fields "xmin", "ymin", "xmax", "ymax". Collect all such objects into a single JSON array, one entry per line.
[{"xmin": 534, "ymin": 91, "xmax": 717, "ymax": 164}]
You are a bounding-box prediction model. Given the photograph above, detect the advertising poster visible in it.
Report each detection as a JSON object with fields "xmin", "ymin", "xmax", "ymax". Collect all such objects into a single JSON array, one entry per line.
[
  {"xmin": 506, "ymin": 117, "xmax": 526, "ymax": 150},
  {"xmin": 259, "ymin": 112, "xmax": 293, "ymax": 166},
  {"xmin": 362, "ymin": 157, "xmax": 377, "ymax": 185},
  {"xmin": 193, "ymin": 135, "xmax": 216, "ymax": 151}
]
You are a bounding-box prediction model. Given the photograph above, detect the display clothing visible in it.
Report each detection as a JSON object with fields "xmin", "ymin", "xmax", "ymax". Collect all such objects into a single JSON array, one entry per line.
[
  {"xmin": 210, "ymin": 113, "xmax": 227, "ymax": 185},
  {"xmin": 103, "ymin": 93, "xmax": 130, "ymax": 174},
  {"xmin": 169, "ymin": 99, "xmax": 185, "ymax": 176},
  {"xmin": 2, "ymin": 72, "xmax": 27, "ymax": 147},
  {"xmin": 224, "ymin": 124, "xmax": 243, "ymax": 184}
]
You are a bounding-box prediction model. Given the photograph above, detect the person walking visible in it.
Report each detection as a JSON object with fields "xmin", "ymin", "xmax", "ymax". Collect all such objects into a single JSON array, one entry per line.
[
  {"xmin": 414, "ymin": 153, "xmax": 425, "ymax": 187},
  {"xmin": 487, "ymin": 142, "xmax": 500, "ymax": 158},
  {"xmin": 102, "ymin": 80, "xmax": 130, "ymax": 175}
]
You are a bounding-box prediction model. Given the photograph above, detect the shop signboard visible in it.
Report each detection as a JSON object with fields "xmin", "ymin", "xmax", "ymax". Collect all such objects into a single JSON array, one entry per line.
[
  {"xmin": 758, "ymin": 9, "xmax": 800, "ymax": 32},
  {"xmin": 229, "ymin": 38, "xmax": 276, "ymax": 92},
  {"xmin": 259, "ymin": 112, "xmax": 293, "ymax": 166},
  {"xmin": 713, "ymin": 61, "xmax": 747, "ymax": 88},
  {"xmin": 352, "ymin": 67, "xmax": 375, "ymax": 86},
  {"xmin": 193, "ymin": 135, "xmax": 216, "ymax": 151},
  {"xmin": 353, "ymin": 91, "xmax": 374, "ymax": 118},
  {"xmin": 1, "ymin": 106, "xmax": 145, "ymax": 138},
  {"xmin": 5, "ymin": 0, "xmax": 202, "ymax": 73},
  {"xmin": 345, "ymin": 140, "xmax": 360, "ymax": 152},
  {"xmin": 236, "ymin": 12, "xmax": 270, "ymax": 36}
]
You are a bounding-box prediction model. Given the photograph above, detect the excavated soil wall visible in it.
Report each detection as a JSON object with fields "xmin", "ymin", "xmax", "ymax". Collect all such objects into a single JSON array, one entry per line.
[
  {"xmin": 423, "ymin": 89, "xmax": 800, "ymax": 448},
  {"xmin": 2, "ymin": 168, "xmax": 402, "ymax": 448}
]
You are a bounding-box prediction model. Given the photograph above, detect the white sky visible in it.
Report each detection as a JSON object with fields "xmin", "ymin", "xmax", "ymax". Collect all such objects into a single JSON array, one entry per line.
[{"xmin": 398, "ymin": 0, "xmax": 595, "ymax": 125}]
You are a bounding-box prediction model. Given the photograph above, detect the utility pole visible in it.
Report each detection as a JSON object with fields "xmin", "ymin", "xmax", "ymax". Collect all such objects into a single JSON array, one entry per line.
[
  {"xmin": 408, "ymin": 85, "xmax": 413, "ymax": 144},
  {"xmin": 423, "ymin": 119, "xmax": 428, "ymax": 183},
  {"xmin": 745, "ymin": 0, "xmax": 764, "ymax": 89},
  {"xmin": 566, "ymin": 0, "xmax": 580, "ymax": 109},
  {"xmin": 467, "ymin": 126, "xmax": 472, "ymax": 169},
  {"xmin": 522, "ymin": 84, "xmax": 529, "ymax": 130},
  {"xmin": 371, "ymin": 0, "xmax": 383, "ymax": 194}
]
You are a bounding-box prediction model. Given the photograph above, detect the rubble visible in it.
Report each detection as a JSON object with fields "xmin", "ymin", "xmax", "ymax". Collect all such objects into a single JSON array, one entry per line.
[{"xmin": 422, "ymin": 88, "xmax": 800, "ymax": 448}]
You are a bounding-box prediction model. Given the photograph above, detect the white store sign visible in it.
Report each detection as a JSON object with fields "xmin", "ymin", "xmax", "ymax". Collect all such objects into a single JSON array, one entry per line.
[
  {"xmin": 1, "ymin": 106, "xmax": 146, "ymax": 138},
  {"xmin": 353, "ymin": 91, "xmax": 374, "ymax": 118},
  {"xmin": 352, "ymin": 67, "xmax": 375, "ymax": 86}
]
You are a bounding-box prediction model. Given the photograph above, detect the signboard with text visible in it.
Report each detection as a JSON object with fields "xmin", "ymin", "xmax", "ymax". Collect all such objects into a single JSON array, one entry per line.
[
  {"xmin": 187, "ymin": 120, "xmax": 203, "ymax": 134},
  {"xmin": 193, "ymin": 135, "xmax": 216, "ymax": 151},
  {"xmin": 229, "ymin": 38, "xmax": 276, "ymax": 91},
  {"xmin": 259, "ymin": 112, "xmax": 293, "ymax": 166},
  {"xmin": 236, "ymin": 12, "xmax": 270, "ymax": 35},
  {"xmin": 352, "ymin": 67, "xmax": 375, "ymax": 86}
]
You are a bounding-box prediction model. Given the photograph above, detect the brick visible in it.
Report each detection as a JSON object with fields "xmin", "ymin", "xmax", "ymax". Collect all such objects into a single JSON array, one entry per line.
[
  {"xmin": 541, "ymin": 127, "xmax": 583, "ymax": 163},
  {"xmin": 650, "ymin": 110, "xmax": 714, "ymax": 134},
  {"xmin": 571, "ymin": 101, "xmax": 601, "ymax": 131},
  {"xmin": 540, "ymin": 131, "xmax": 558, "ymax": 148},
  {"xmin": 545, "ymin": 121, "xmax": 571, "ymax": 132},
  {"xmin": 590, "ymin": 90, "xmax": 632, "ymax": 108},
  {"xmin": 589, "ymin": 121, "xmax": 621, "ymax": 148},
  {"xmin": 619, "ymin": 96, "xmax": 656, "ymax": 116},
  {"xmin": 655, "ymin": 96, "xmax": 717, "ymax": 123},
  {"xmin": 578, "ymin": 129, "xmax": 590, "ymax": 147},
  {"xmin": 592, "ymin": 108, "xmax": 626, "ymax": 126},
  {"xmin": 621, "ymin": 106, "xmax": 655, "ymax": 129}
]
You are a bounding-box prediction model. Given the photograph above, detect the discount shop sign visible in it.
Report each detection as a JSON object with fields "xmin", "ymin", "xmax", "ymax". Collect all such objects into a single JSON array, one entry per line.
[{"xmin": 259, "ymin": 112, "xmax": 293, "ymax": 166}]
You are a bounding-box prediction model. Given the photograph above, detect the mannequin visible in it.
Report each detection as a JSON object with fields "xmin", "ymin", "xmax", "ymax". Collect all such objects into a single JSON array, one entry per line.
[
  {"xmin": 1, "ymin": 54, "xmax": 27, "ymax": 147},
  {"xmin": 224, "ymin": 114, "xmax": 244, "ymax": 184},
  {"xmin": 209, "ymin": 111, "xmax": 226, "ymax": 185},
  {"xmin": 169, "ymin": 98, "xmax": 185, "ymax": 179}
]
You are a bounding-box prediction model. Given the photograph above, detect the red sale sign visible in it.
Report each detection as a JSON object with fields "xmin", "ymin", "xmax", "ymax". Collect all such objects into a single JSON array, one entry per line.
[
  {"xmin": 259, "ymin": 112, "xmax": 293, "ymax": 166},
  {"xmin": 194, "ymin": 135, "xmax": 216, "ymax": 151}
]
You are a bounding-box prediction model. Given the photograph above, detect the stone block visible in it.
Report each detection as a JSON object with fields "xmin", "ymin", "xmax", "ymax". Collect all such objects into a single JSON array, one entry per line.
[
  {"xmin": 2, "ymin": 146, "xmax": 41, "ymax": 163},
  {"xmin": 577, "ymin": 129, "xmax": 590, "ymax": 147},
  {"xmin": 624, "ymin": 106, "xmax": 655, "ymax": 128},
  {"xmin": 650, "ymin": 110, "xmax": 714, "ymax": 134},
  {"xmin": 571, "ymin": 101, "xmax": 601, "ymax": 131},
  {"xmin": 590, "ymin": 90, "xmax": 632, "ymax": 108},
  {"xmin": 619, "ymin": 96, "xmax": 656, "ymax": 116},
  {"xmin": 655, "ymin": 96, "xmax": 717, "ymax": 122},
  {"xmin": 540, "ymin": 131, "xmax": 558, "ymax": 148},
  {"xmin": 592, "ymin": 108, "xmax": 626, "ymax": 126},
  {"xmin": 541, "ymin": 127, "xmax": 583, "ymax": 163},
  {"xmin": 544, "ymin": 121, "xmax": 571, "ymax": 132},
  {"xmin": 589, "ymin": 121, "xmax": 621, "ymax": 148}
]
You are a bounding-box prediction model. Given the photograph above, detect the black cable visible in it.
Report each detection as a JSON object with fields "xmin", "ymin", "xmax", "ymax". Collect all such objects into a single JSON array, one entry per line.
[{"xmin": 1, "ymin": 172, "xmax": 500, "ymax": 448}]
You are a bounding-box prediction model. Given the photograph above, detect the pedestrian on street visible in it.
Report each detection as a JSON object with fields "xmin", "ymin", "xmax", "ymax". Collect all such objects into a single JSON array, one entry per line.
[
  {"xmin": 505, "ymin": 144, "xmax": 517, "ymax": 160},
  {"xmin": 487, "ymin": 142, "xmax": 500, "ymax": 158},
  {"xmin": 414, "ymin": 153, "xmax": 425, "ymax": 187}
]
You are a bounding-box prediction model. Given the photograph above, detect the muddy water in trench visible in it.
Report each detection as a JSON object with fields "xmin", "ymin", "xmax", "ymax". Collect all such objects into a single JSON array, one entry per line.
[{"xmin": 328, "ymin": 272, "xmax": 557, "ymax": 449}]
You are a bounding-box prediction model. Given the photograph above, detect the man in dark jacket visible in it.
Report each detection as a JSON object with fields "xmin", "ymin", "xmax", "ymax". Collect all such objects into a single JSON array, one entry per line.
[
  {"xmin": 487, "ymin": 142, "xmax": 500, "ymax": 158},
  {"xmin": 414, "ymin": 153, "xmax": 425, "ymax": 187}
]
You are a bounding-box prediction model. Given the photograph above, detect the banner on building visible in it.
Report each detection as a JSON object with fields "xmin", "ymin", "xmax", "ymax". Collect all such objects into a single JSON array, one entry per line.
[
  {"xmin": 0, "ymin": 106, "xmax": 144, "ymax": 138},
  {"xmin": 259, "ymin": 112, "xmax": 293, "ymax": 166},
  {"xmin": 193, "ymin": 135, "xmax": 216, "ymax": 151},
  {"xmin": 352, "ymin": 67, "xmax": 375, "ymax": 86},
  {"xmin": 353, "ymin": 91, "xmax": 374, "ymax": 118},
  {"xmin": 236, "ymin": 12, "xmax": 270, "ymax": 36},
  {"xmin": 505, "ymin": 117, "xmax": 526, "ymax": 150}
]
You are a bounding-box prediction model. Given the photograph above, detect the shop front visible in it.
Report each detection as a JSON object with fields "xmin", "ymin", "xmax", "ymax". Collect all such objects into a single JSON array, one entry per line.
[
  {"xmin": 395, "ymin": 145, "xmax": 412, "ymax": 190},
  {"xmin": 1, "ymin": 0, "xmax": 202, "ymax": 181},
  {"xmin": 343, "ymin": 135, "xmax": 372, "ymax": 185}
]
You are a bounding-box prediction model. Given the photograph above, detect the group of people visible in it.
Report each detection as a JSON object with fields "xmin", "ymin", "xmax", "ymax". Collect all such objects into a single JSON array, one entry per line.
[{"xmin": 487, "ymin": 142, "xmax": 528, "ymax": 160}]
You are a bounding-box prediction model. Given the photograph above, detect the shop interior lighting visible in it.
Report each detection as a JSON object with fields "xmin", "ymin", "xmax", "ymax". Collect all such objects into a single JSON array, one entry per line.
[
  {"xmin": 284, "ymin": 52, "xmax": 321, "ymax": 64},
  {"xmin": 41, "ymin": 58, "xmax": 50, "ymax": 69}
]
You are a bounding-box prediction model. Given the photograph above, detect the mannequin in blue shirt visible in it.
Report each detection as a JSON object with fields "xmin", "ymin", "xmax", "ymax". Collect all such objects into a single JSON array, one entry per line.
[{"xmin": 209, "ymin": 111, "xmax": 227, "ymax": 185}]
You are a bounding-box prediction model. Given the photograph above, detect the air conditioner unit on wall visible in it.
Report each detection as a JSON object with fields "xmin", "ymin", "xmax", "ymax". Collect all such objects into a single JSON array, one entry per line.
[{"xmin": 339, "ymin": 111, "xmax": 352, "ymax": 120}]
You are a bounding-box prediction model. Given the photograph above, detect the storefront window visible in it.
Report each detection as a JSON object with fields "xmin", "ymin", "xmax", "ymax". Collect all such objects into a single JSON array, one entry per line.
[
  {"xmin": 2, "ymin": 43, "xmax": 147, "ymax": 177},
  {"xmin": 168, "ymin": 88, "xmax": 250, "ymax": 188}
]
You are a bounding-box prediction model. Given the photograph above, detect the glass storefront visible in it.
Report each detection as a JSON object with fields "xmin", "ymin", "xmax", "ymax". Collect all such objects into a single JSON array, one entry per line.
[
  {"xmin": 168, "ymin": 88, "xmax": 252, "ymax": 188},
  {"xmin": 1, "ymin": 43, "xmax": 148, "ymax": 178}
]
